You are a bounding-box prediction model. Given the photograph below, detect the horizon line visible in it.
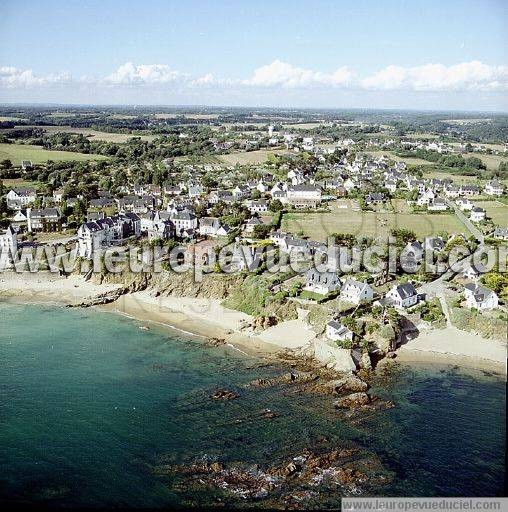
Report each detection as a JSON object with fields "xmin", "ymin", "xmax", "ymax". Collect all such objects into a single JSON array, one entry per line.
[{"xmin": 0, "ymin": 102, "xmax": 507, "ymax": 115}]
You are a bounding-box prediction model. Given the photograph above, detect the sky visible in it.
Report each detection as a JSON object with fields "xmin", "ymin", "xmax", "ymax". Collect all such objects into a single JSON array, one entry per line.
[{"xmin": 0, "ymin": 0, "xmax": 507, "ymax": 110}]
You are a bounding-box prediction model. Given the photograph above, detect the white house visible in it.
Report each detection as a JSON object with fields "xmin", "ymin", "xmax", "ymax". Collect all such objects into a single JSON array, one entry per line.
[
  {"xmin": 385, "ymin": 282, "xmax": 419, "ymax": 309},
  {"xmin": 340, "ymin": 278, "xmax": 374, "ymax": 304},
  {"xmin": 462, "ymin": 263, "xmax": 488, "ymax": 281},
  {"xmin": 444, "ymin": 185, "xmax": 461, "ymax": 198},
  {"xmin": 244, "ymin": 216, "xmax": 263, "ymax": 234},
  {"xmin": 6, "ymin": 188, "xmax": 37, "ymax": 210},
  {"xmin": 77, "ymin": 213, "xmax": 140, "ymax": 258},
  {"xmin": 304, "ymin": 269, "xmax": 341, "ymax": 295},
  {"xmin": 302, "ymin": 137, "xmax": 314, "ymax": 151},
  {"xmin": 456, "ymin": 198, "xmax": 473, "ymax": 211},
  {"xmin": 417, "ymin": 188, "xmax": 435, "ymax": 206},
  {"xmin": 427, "ymin": 198, "xmax": 448, "ymax": 211},
  {"xmin": 141, "ymin": 211, "xmax": 175, "ymax": 241},
  {"xmin": 326, "ymin": 320, "xmax": 354, "ymax": 343},
  {"xmin": 232, "ymin": 185, "xmax": 250, "ymax": 200},
  {"xmin": 493, "ymin": 227, "xmax": 508, "ymax": 240},
  {"xmin": 385, "ymin": 180, "xmax": 397, "ymax": 193},
  {"xmin": 286, "ymin": 184, "xmax": 322, "ymax": 208},
  {"xmin": 27, "ymin": 208, "xmax": 62, "ymax": 233},
  {"xmin": 188, "ymin": 184, "xmax": 204, "ymax": 198},
  {"xmin": 52, "ymin": 188, "xmax": 64, "ymax": 203},
  {"xmin": 170, "ymin": 210, "xmax": 198, "ymax": 235},
  {"xmin": 484, "ymin": 180, "xmax": 504, "ymax": 196},
  {"xmin": 463, "ymin": 284, "xmax": 499, "ymax": 311},
  {"xmin": 247, "ymin": 200, "xmax": 269, "ymax": 213},
  {"xmin": 470, "ymin": 207, "xmax": 486, "ymax": 223},
  {"xmin": 199, "ymin": 217, "xmax": 221, "ymax": 237}
]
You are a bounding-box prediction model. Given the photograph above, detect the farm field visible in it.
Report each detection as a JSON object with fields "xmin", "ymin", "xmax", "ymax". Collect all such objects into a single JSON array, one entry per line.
[
  {"xmin": 154, "ymin": 113, "xmax": 220, "ymax": 120},
  {"xmin": 362, "ymin": 150, "xmax": 433, "ymax": 166},
  {"xmin": 423, "ymin": 170, "xmax": 480, "ymax": 184},
  {"xmin": 475, "ymin": 201, "xmax": 508, "ymax": 226},
  {"xmin": 219, "ymin": 149, "xmax": 290, "ymax": 165},
  {"xmin": 0, "ymin": 143, "xmax": 108, "ymax": 165},
  {"xmin": 390, "ymin": 198, "xmax": 412, "ymax": 213},
  {"xmin": 30, "ymin": 125, "xmax": 157, "ymax": 143},
  {"xmin": 1, "ymin": 178, "xmax": 40, "ymax": 188},
  {"xmin": 401, "ymin": 132, "xmax": 440, "ymax": 139},
  {"xmin": 174, "ymin": 154, "xmax": 223, "ymax": 165},
  {"xmin": 463, "ymin": 152, "xmax": 506, "ymax": 171},
  {"xmin": 281, "ymin": 210, "xmax": 465, "ymax": 241},
  {"xmin": 281, "ymin": 122, "xmax": 325, "ymax": 129}
]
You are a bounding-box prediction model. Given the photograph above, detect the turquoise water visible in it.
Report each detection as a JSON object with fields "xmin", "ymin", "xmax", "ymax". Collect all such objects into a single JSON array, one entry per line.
[{"xmin": 0, "ymin": 302, "xmax": 505, "ymax": 506}]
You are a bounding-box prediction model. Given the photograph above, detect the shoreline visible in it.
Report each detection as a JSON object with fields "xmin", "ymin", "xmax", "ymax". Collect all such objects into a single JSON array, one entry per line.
[
  {"xmin": 99, "ymin": 292, "xmax": 282, "ymax": 358},
  {"xmin": 1, "ymin": 271, "xmax": 506, "ymax": 374},
  {"xmin": 385, "ymin": 348, "xmax": 507, "ymax": 376}
]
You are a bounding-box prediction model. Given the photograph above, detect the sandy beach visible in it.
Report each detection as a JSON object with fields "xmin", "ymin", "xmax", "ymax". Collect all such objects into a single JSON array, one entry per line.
[
  {"xmin": 396, "ymin": 326, "xmax": 507, "ymax": 373},
  {"xmin": 102, "ymin": 291, "xmax": 317, "ymax": 357},
  {"xmin": 1, "ymin": 270, "xmax": 506, "ymax": 372},
  {"xmin": 0, "ymin": 271, "xmax": 121, "ymax": 304}
]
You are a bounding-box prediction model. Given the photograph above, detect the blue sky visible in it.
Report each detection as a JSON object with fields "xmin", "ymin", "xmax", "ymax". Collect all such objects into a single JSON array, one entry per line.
[{"xmin": 1, "ymin": 0, "xmax": 507, "ymax": 110}]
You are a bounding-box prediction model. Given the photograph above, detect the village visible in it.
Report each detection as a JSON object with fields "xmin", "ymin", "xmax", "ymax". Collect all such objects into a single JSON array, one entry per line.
[{"xmin": 0, "ymin": 113, "xmax": 507, "ymax": 371}]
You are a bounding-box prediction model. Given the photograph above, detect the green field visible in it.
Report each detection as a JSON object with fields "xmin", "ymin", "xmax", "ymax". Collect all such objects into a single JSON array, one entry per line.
[
  {"xmin": 1, "ymin": 178, "xmax": 40, "ymax": 188},
  {"xmin": 0, "ymin": 116, "xmax": 23, "ymax": 122},
  {"xmin": 174, "ymin": 154, "xmax": 223, "ymax": 165},
  {"xmin": 475, "ymin": 201, "xmax": 508, "ymax": 226},
  {"xmin": 219, "ymin": 149, "xmax": 290, "ymax": 165},
  {"xmin": 362, "ymin": 150, "xmax": 434, "ymax": 166},
  {"xmin": 463, "ymin": 152, "xmax": 506, "ymax": 171},
  {"xmin": 0, "ymin": 143, "xmax": 108, "ymax": 165},
  {"xmin": 281, "ymin": 122, "xmax": 325, "ymax": 130},
  {"xmin": 281, "ymin": 210, "xmax": 465, "ymax": 240},
  {"xmin": 12, "ymin": 125, "xmax": 156, "ymax": 143}
]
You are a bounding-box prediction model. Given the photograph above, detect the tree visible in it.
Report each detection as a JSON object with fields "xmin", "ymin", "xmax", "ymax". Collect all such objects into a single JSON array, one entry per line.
[
  {"xmin": 332, "ymin": 232, "xmax": 356, "ymax": 248},
  {"xmin": 0, "ymin": 159, "xmax": 12, "ymax": 170},
  {"xmin": 253, "ymin": 224, "xmax": 271, "ymax": 239},
  {"xmin": 465, "ymin": 156, "xmax": 486, "ymax": 170},
  {"xmin": 269, "ymin": 199, "xmax": 283, "ymax": 212},
  {"xmin": 390, "ymin": 228, "xmax": 417, "ymax": 246}
]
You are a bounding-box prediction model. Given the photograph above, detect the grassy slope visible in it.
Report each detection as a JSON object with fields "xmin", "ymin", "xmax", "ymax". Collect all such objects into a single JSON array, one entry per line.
[
  {"xmin": 0, "ymin": 143, "xmax": 108, "ymax": 165},
  {"xmin": 281, "ymin": 210, "xmax": 465, "ymax": 240}
]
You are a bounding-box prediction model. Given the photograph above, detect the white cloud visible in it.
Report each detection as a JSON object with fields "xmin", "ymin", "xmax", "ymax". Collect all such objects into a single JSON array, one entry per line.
[
  {"xmin": 0, "ymin": 66, "xmax": 71, "ymax": 88},
  {"xmin": 245, "ymin": 59, "xmax": 355, "ymax": 88},
  {"xmin": 103, "ymin": 62, "xmax": 189, "ymax": 85},
  {"xmin": 361, "ymin": 61, "xmax": 508, "ymax": 91},
  {"xmin": 1, "ymin": 60, "xmax": 507, "ymax": 99}
]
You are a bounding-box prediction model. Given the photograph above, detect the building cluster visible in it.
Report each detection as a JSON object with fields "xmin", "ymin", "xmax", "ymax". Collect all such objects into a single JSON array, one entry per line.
[{"xmin": 1, "ymin": 131, "xmax": 506, "ymax": 338}]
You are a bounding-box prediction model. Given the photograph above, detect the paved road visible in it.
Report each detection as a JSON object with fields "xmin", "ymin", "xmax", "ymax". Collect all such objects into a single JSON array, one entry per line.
[{"xmin": 446, "ymin": 198, "xmax": 485, "ymax": 243}]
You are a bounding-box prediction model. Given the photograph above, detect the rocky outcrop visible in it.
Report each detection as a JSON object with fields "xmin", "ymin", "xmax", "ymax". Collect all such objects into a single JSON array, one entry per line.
[
  {"xmin": 360, "ymin": 351, "xmax": 372, "ymax": 370},
  {"xmin": 252, "ymin": 315, "xmax": 277, "ymax": 331},
  {"xmin": 324, "ymin": 375, "xmax": 369, "ymax": 395},
  {"xmin": 312, "ymin": 339, "xmax": 357, "ymax": 373},
  {"xmin": 334, "ymin": 392, "xmax": 371, "ymax": 408},
  {"xmin": 212, "ymin": 389, "xmax": 238, "ymax": 400},
  {"xmin": 157, "ymin": 445, "xmax": 394, "ymax": 508}
]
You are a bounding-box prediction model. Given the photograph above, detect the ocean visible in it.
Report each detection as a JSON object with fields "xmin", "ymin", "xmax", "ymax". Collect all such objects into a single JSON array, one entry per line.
[{"xmin": 0, "ymin": 302, "xmax": 505, "ymax": 507}]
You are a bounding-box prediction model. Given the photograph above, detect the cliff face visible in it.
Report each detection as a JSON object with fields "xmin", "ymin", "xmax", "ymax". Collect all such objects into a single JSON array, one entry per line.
[
  {"xmin": 92, "ymin": 269, "xmax": 300, "ymax": 322},
  {"xmin": 93, "ymin": 270, "xmax": 243, "ymax": 299}
]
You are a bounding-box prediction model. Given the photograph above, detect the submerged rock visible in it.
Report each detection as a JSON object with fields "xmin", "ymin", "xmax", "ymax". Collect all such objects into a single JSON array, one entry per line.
[
  {"xmin": 205, "ymin": 337, "xmax": 227, "ymax": 347},
  {"xmin": 212, "ymin": 389, "xmax": 239, "ymax": 400},
  {"xmin": 334, "ymin": 392, "xmax": 371, "ymax": 408},
  {"xmin": 325, "ymin": 375, "xmax": 369, "ymax": 394},
  {"xmin": 158, "ymin": 444, "xmax": 394, "ymax": 508}
]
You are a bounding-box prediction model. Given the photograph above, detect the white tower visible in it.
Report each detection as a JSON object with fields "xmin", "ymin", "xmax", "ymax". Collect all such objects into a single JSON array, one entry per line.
[{"xmin": 268, "ymin": 125, "xmax": 274, "ymax": 137}]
